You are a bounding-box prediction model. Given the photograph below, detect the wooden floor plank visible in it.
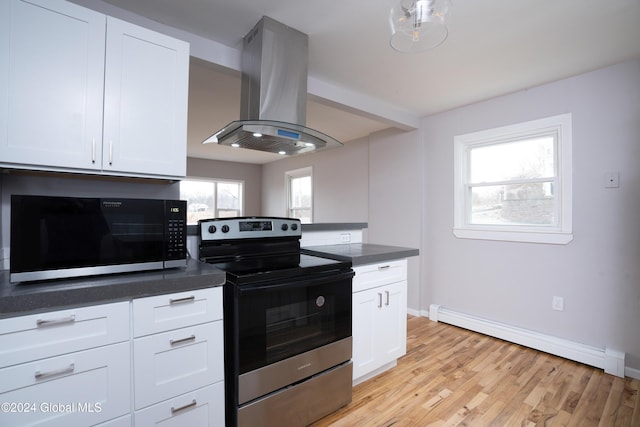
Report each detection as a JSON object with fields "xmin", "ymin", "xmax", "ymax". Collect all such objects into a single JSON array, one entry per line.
[{"xmin": 311, "ymin": 316, "xmax": 640, "ymax": 427}]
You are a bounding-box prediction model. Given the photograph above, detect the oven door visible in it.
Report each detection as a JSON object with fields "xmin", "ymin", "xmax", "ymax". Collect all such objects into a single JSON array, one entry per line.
[{"xmin": 235, "ymin": 269, "xmax": 353, "ymax": 377}]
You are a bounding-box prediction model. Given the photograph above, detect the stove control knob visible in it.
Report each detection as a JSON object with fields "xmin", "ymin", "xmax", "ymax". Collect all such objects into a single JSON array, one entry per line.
[
  {"xmin": 291, "ymin": 223, "xmax": 298, "ymax": 231},
  {"xmin": 281, "ymin": 224, "xmax": 288, "ymax": 231},
  {"xmin": 208, "ymin": 225, "xmax": 217, "ymax": 234},
  {"xmin": 221, "ymin": 225, "xmax": 230, "ymax": 233}
]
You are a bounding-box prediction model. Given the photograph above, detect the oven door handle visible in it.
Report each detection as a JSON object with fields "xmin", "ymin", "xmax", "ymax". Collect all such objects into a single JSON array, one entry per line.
[{"xmin": 237, "ymin": 270, "xmax": 354, "ymax": 294}]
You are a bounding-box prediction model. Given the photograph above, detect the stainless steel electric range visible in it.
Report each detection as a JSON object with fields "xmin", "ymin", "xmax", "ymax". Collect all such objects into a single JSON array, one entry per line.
[{"xmin": 198, "ymin": 217, "xmax": 354, "ymax": 427}]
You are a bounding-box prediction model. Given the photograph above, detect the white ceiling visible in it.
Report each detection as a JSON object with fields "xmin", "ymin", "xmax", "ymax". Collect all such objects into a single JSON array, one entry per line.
[{"xmin": 78, "ymin": 0, "xmax": 640, "ymax": 164}]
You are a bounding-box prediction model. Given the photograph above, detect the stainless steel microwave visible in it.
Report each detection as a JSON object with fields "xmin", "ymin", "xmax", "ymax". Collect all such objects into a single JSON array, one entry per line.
[{"xmin": 10, "ymin": 195, "xmax": 187, "ymax": 283}]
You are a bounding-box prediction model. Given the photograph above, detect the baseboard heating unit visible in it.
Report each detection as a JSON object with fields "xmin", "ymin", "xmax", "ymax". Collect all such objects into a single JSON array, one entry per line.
[{"xmin": 428, "ymin": 304, "xmax": 627, "ymax": 378}]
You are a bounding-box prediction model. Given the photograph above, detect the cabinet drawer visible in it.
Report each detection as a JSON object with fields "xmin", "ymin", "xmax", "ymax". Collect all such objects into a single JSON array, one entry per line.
[
  {"xmin": 133, "ymin": 321, "xmax": 224, "ymax": 409},
  {"xmin": 0, "ymin": 342, "xmax": 130, "ymax": 427},
  {"xmin": 133, "ymin": 287, "xmax": 222, "ymax": 337},
  {"xmin": 0, "ymin": 301, "xmax": 130, "ymax": 367},
  {"xmin": 134, "ymin": 382, "xmax": 225, "ymax": 427},
  {"xmin": 353, "ymin": 259, "xmax": 407, "ymax": 293}
]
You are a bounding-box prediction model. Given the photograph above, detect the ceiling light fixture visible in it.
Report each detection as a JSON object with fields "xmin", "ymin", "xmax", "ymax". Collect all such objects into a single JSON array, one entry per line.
[{"xmin": 390, "ymin": 0, "xmax": 451, "ymax": 53}]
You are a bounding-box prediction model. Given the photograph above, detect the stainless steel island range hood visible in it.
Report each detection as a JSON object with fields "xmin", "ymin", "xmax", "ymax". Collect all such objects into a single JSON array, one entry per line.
[{"xmin": 203, "ymin": 16, "xmax": 342, "ymax": 156}]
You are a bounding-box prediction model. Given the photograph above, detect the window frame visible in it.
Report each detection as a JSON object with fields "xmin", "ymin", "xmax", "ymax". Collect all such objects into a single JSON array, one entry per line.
[
  {"xmin": 453, "ymin": 114, "xmax": 573, "ymax": 244},
  {"xmin": 285, "ymin": 167, "xmax": 313, "ymax": 223},
  {"xmin": 179, "ymin": 177, "xmax": 244, "ymax": 225}
]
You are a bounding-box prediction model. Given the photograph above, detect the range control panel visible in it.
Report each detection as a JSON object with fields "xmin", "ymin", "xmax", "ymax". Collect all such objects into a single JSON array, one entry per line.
[{"xmin": 199, "ymin": 217, "xmax": 302, "ymax": 241}]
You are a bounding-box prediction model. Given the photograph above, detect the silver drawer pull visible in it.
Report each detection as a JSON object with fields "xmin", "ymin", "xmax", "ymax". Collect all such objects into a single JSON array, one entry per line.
[
  {"xmin": 171, "ymin": 399, "xmax": 197, "ymax": 414},
  {"xmin": 378, "ymin": 265, "xmax": 391, "ymax": 270},
  {"xmin": 36, "ymin": 315, "xmax": 76, "ymax": 328},
  {"xmin": 35, "ymin": 363, "xmax": 75, "ymax": 380},
  {"xmin": 170, "ymin": 335, "xmax": 196, "ymax": 346},
  {"xmin": 169, "ymin": 295, "xmax": 195, "ymax": 305}
]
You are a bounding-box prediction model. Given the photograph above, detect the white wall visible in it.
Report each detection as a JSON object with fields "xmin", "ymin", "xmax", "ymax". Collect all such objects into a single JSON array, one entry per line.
[
  {"xmin": 368, "ymin": 129, "xmax": 423, "ymax": 315},
  {"xmin": 422, "ymin": 59, "xmax": 640, "ymax": 371},
  {"xmin": 261, "ymin": 137, "xmax": 370, "ymax": 222}
]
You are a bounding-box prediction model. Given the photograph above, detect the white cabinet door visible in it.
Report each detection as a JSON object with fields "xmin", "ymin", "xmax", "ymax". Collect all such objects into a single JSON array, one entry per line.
[
  {"xmin": 103, "ymin": 17, "xmax": 188, "ymax": 178},
  {"xmin": 134, "ymin": 383, "xmax": 225, "ymax": 427},
  {"xmin": 0, "ymin": 0, "xmax": 105, "ymax": 170},
  {"xmin": 377, "ymin": 280, "xmax": 407, "ymax": 363},
  {"xmin": 0, "ymin": 342, "xmax": 130, "ymax": 427},
  {"xmin": 352, "ymin": 278, "xmax": 407, "ymax": 382},
  {"xmin": 133, "ymin": 321, "xmax": 224, "ymax": 410},
  {"xmin": 352, "ymin": 286, "xmax": 378, "ymax": 379}
]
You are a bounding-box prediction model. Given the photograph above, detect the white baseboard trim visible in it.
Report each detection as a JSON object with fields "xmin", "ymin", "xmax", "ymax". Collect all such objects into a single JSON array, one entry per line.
[
  {"xmin": 407, "ymin": 307, "xmax": 428, "ymax": 317},
  {"xmin": 626, "ymin": 366, "xmax": 640, "ymax": 380},
  {"xmin": 429, "ymin": 304, "xmax": 627, "ymax": 378}
]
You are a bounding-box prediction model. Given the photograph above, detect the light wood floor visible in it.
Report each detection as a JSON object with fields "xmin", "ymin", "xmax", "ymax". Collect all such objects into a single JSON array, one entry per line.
[{"xmin": 312, "ymin": 316, "xmax": 640, "ymax": 427}]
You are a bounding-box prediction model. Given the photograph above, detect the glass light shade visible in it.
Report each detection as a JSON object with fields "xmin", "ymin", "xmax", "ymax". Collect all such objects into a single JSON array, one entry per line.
[{"xmin": 390, "ymin": 0, "xmax": 451, "ymax": 53}]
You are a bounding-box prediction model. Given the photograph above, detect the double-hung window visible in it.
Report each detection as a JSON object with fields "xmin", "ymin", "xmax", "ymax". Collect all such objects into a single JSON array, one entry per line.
[
  {"xmin": 179, "ymin": 178, "xmax": 243, "ymax": 225},
  {"xmin": 454, "ymin": 114, "xmax": 572, "ymax": 244},
  {"xmin": 286, "ymin": 167, "xmax": 313, "ymax": 223}
]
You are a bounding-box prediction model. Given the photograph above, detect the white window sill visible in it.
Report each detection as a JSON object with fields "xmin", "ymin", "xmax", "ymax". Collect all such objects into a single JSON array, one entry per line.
[{"xmin": 453, "ymin": 228, "xmax": 573, "ymax": 245}]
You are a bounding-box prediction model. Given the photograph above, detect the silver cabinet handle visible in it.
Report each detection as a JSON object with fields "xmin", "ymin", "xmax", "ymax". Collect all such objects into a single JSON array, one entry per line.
[
  {"xmin": 35, "ymin": 363, "xmax": 75, "ymax": 380},
  {"xmin": 169, "ymin": 295, "xmax": 195, "ymax": 305},
  {"xmin": 108, "ymin": 140, "xmax": 113, "ymax": 165},
  {"xmin": 378, "ymin": 292, "xmax": 383, "ymax": 308},
  {"xmin": 171, "ymin": 399, "xmax": 197, "ymax": 414},
  {"xmin": 385, "ymin": 290, "xmax": 390, "ymax": 306},
  {"xmin": 170, "ymin": 335, "xmax": 196, "ymax": 346},
  {"xmin": 378, "ymin": 265, "xmax": 391, "ymax": 271},
  {"xmin": 36, "ymin": 315, "xmax": 76, "ymax": 328},
  {"xmin": 91, "ymin": 138, "xmax": 96, "ymax": 163}
]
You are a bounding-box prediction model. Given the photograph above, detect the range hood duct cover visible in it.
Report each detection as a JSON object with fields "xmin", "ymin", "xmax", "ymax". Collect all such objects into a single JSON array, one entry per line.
[{"xmin": 203, "ymin": 16, "xmax": 342, "ymax": 156}]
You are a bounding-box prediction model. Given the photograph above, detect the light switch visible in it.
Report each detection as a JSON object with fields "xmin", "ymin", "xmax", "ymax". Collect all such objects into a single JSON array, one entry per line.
[{"xmin": 604, "ymin": 172, "xmax": 619, "ymax": 188}]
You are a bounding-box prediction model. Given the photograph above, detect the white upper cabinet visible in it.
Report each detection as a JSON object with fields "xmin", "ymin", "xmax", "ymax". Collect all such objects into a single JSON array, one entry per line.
[
  {"xmin": 0, "ymin": 0, "xmax": 189, "ymax": 179},
  {"xmin": 103, "ymin": 17, "xmax": 188, "ymax": 177},
  {"xmin": 0, "ymin": 0, "xmax": 106, "ymax": 170}
]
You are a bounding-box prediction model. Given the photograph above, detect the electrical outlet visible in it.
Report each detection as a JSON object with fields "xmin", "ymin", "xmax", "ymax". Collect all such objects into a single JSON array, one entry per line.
[
  {"xmin": 552, "ymin": 296, "xmax": 564, "ymax": 311},
  {"xmin": 340, "ymin": 233, "xmax": 351, "ymax": 243}
]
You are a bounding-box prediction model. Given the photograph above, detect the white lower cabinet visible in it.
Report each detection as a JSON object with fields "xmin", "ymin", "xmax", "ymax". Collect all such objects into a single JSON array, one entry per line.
[
  {"xmin": 0, "ymin": 287, "xmax": 225, "ymax": 426},
  {"xmin": 133, "ymin": 321, "xmax": 224, "ymax": 410},
  {"xmin": 352, "ymin": 259, "xmax": 408, "ymax": 383},
  {"xmin": 0, "ymin": 341, "xmax": 131, "ymax": 427},
  {"xmin": 132, "ymin": 287, "xmax": 225, "ymax": 426},
  {"xmin": 134, "ymin": 382, "xmax": 225, "ymax": 427}
]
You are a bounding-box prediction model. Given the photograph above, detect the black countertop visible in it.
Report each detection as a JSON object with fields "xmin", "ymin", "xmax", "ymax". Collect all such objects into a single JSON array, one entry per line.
[
  {"xmin": 301, "ymin": 243, "xmax": 419, "ymax": 266},
  {"xmin": 0, "ymin": 259, "xmax": 226, "ymax": 319}
]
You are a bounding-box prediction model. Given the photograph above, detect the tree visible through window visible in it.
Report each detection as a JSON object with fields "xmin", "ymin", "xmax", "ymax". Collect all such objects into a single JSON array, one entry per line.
[
  {"xmin": 180, "ymin": 179, "xmax": 243, "ymax": 225},
  {"xmin": 454, "ymin": 114, "xmax": 573, "ymax": 244}
]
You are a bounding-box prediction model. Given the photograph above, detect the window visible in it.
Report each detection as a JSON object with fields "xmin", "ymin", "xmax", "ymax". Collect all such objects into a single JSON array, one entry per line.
[
  {"xmin": 286, "ymin": 167, "xmax": 313, "ymax": 223},
  {"xmin": 454, "ymin": 114, "xmax": 572, "ymax": 244},
  {"xmin": 179, "ymin": 179, "xmax": 243, "ymax": 225}
]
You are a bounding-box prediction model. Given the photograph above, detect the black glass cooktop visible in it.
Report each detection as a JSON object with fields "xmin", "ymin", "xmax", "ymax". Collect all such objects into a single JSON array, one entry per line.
[{"xmin": 204, "ymin": 253, "xmax": 351, "ymax": 286}]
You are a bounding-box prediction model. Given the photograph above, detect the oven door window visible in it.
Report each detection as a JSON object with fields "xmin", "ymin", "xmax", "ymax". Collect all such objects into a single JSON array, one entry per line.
[{"xmin": 237, "ymin": 274, "xmax": 352, "ymax": 374}]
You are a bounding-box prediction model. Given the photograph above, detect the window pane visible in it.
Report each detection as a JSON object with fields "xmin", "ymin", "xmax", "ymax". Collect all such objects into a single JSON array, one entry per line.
[
  {"xmin": 290, "ymin": 208, "xmax": 312, "ymax": 224},
  {"xmin": 180, "ymin": 180, "xmax": 215, "ymax": 224},
  {"xmin": 470, "ymin": 137, "xmax": 555, "ymax": 183},
  {"xmin": 290, "ymin": 176, "xmax": 312, "ymax": 209},
  {"xmin": 180, "ymin": 179, "xmax": 243, "ymax": 224},
  {"xmin": 470, "ymin": 182, "xmax": 555, "ymax": 225},
  {"xmin": 217, "ymin": 182, "xmax": 241, "ymax": 210}
]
